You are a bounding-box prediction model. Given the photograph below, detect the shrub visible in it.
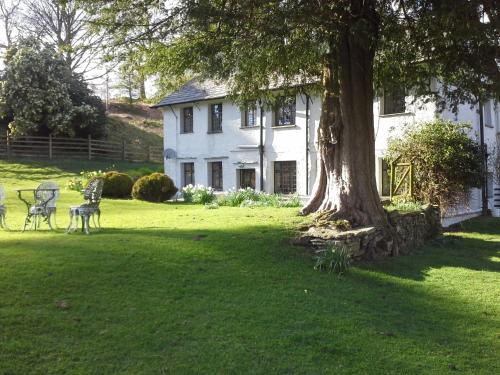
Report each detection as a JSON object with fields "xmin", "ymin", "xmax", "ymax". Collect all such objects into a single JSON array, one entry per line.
[
  {"xmin": 386, "ymin": 120, "xmax": 484, "ymax": 209},
  {"xmin": 132, "ymin": 173, "xmax": 177, "ymax": 202},
  {"xmin": 102, "ymin": 171, "xmax": 133, "ymax": 198},
  {"xmin": 314, "ymin": 244, "xmax": 351, "ymax": 276}
]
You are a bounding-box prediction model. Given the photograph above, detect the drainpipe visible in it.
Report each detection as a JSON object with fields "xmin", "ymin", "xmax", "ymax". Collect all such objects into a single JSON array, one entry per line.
[
  {"xmin": 305, "ymin": 94, "xmax": 310, "ymax": 195},
  {"xmin": 259, "ymin": 102, "xmax": 264, "ymax": 192},
  {"xmin": 479, "ymin": 101, "xmax": 488, "ymax": 216}
]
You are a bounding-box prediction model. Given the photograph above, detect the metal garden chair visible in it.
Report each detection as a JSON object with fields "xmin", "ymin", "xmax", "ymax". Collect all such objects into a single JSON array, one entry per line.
[
  {"xmin": 17, "ymin": 181, "xmax": 60, "ymax": 231},
  {"xmin": 67, "ymin": 178, "xmax": 104, "ymax": 235},
  {"xmin": 0, "ymin": 185, "xmax": 7, "ymax": 229}
]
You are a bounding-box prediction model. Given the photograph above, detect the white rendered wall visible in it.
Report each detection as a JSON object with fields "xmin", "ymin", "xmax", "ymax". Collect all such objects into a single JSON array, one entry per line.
[{"xmin": 163, "ymin": 93, "xmax": 321, "ymax": 196}]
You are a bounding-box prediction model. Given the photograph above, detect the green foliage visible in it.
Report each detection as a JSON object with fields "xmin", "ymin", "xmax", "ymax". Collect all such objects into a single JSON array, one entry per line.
[
  {"xmin": 102, "ymin": 171, "xmax": 134, "ymax": 198},
  {"xmin": 88, "ymin": 1, "xmax": 498, "ymax": 108},
  {"xmin": 219, "ymin": 188, "xmax": 261, "ymax": 207},
  {"xmin": 387, "ymin": 196, "xmax": 424, "ymax": 212},
  {"xmin": 127, "ymin": 166, "xmax": 164, "ymax": 181},
  {"xmin": 0, "ymin": 38, "xmax": 106, "ymax": 137},
  {"xmin": 219, "ymin": 188, "xmax": 302, "ymax": 208},
  {"xmin": 66, "ymin": 170, "xmax": 104, "ymax": 192},
  {"xmin": 181, "ymin": 184, "xmax": 216, "ymax": 204},
  {"xmin": 314, "ymin": 244, "xmax": 352, "ymax": 276},
  {"xmin": 132, "ymin": 173, "xmax": 177, "ymax": 202},
  {"xmin": 386, "ymin": 120, "xmax": 484, "ymax": 209}
]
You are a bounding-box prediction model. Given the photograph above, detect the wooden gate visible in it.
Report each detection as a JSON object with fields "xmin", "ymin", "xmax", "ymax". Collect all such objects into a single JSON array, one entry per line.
[{"xmin": 389, "ymin": 156, "xmax": 415, "ymax": 199}]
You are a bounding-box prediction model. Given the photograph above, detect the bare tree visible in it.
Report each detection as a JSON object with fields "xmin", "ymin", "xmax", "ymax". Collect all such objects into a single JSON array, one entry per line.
[
  {"xmin": 0, "ymin": 0, "xmax": 21, "ymax": 49},
  {"xmin": 21, "ymin": 0, "xmax": 108, "ymax": 78}
]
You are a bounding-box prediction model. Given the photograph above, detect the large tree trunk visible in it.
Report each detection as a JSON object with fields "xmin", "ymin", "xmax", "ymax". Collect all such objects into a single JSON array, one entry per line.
[{"xmin": 302, "ymin": 1, "xmax": 396, "ymax": 250}]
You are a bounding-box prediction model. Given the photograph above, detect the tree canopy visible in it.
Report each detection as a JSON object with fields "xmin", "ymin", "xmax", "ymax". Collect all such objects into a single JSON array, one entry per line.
[{"xmin": 89, "ymin": 0, "xmax": 499, "ymax": 106}]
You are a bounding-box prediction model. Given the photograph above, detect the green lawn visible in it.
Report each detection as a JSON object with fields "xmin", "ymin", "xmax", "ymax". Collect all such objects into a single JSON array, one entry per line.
[{"xmin": 0, "ymin": 160, "xmax": 499, "ymax": 374}]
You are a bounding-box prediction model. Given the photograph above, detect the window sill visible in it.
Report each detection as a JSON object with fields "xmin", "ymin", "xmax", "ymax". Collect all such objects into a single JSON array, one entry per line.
[
  {"xmin": 271, "ymin": 124, "xmax": 297, "ymax": 129},
  {"xmin": 239, "ymin": 126, "xmax": 260, "ymax": 130},
  {"xmin": 379, "ymin": 112, "xmax": 414, "ymax": 118},
  {"xmin": 207, "ymin": 130, "xmax": 223, "ymax": 134},
  {"xmin": 180, "ymin": 132, "xmax": 194, "ymax": 135}
]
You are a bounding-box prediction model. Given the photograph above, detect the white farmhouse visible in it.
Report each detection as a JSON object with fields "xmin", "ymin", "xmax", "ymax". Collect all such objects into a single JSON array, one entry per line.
[{"xmin": 155, "ymin": 79, "xmax": 499, "ymax": 226}]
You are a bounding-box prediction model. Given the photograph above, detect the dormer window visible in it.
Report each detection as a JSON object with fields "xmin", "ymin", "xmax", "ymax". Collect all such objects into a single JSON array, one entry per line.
[
  {"xmin": 275, "ymin": 97, "xmax": 296, "ymax": 126},
  {"xmin": 181, "ymin": 107, "xmax": 193, "ymax": 133},
  {"xmin": 382, "ymin": 88, "xmax": 406, "ymax": 115}
]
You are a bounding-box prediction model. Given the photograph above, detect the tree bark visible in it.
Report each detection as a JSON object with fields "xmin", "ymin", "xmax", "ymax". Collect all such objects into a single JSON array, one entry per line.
[{"xmin": 302, "ymin": 1, "xmax": 397, "ymax": 252}]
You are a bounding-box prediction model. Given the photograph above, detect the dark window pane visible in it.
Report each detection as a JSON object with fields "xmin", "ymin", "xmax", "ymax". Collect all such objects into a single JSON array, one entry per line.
[
  {"xmin": 383, "ymin": 88, "xmax": 406, "ymax": 115},
  {"xmin": 239, "ymin": 169, "xmax": 256, "ymax": 189},
  {"xmin": 210, "ymin": 104, "xmax": 223, "ymax": 132},
  {"xmin": 182, "ymin": 162, "xmax": 194, "ymax": 186},
  {"xmin": 211, "ymin": 162, "xmax": 223, "ymax": 190},
  {"xmin": 381, "ymin": 159, "xmax": 390, "ymax": 196},
  {"xmin": 182, "ymin": 107, "xmax": 193, "ymax": 133},
  {"xmin": 274, "ymin": 161, "xmax": 296, "ymax": 194},
  {"xmin": 275, "ymin": 97, "xmax": 296, "ymax": 126}
]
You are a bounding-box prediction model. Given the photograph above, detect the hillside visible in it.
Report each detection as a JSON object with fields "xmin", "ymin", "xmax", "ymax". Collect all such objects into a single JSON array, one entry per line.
[{"xmin": 105, "ymin": 101, "xmax": 163, "ymax": 148}]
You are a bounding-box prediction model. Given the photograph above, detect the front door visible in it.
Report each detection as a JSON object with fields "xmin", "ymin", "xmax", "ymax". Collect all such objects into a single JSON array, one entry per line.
[{"xmin": 239, "ymin": 169, "xmax": 256, "ymax": 189}]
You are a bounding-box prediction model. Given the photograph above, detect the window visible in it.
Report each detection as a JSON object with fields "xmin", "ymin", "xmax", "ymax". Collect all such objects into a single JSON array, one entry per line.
[
  {"xmin": 181, "ymin": 107, "xmax": 193, "ymax": 133},
  {"xmin": 484, "ymin": 101, "xmax": 493, "ymax": 128},
  {"xmin": 487, "ymin": 172, "xmax": 494, "ymax": 198},
  {"xmin": 275, "ymin": 97, "xmax": 296, "ymax": 126},
  {"xmin": 209, "ymin": 161, "xmax": 223, "ymax": 191},
  {"xmin": 383, "ymin": 88, "xmax": 406, "ymax": 115},
  {"xmin": 182, "ymin": 162, "xmax": 195, "ymax": 186},
  {"xmin": 274, "ymin": 161, "xmax": 296, "ymax": 194},
  {"xmin": 381, "ymin": 159, "xmax": 391, "ymax": 196},
  {"xmin": 242, "ymin": 105, "xmax": 257, "ymax": 127},
  {"xmin": 209, "ymin": 103, "xmax": 223, "ymax": 132},
  {"xmin": 239, "ymin": 169, "xmax": 256, "ymax": 189}
]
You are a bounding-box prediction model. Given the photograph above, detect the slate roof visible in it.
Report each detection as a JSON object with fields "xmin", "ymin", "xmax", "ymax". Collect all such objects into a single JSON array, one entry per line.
[
  {"xmin": 152, "ymin": 79, "xmax": 229, "ymax": 108},
  {"xmin": 153, "ymin": 77, "xmax": 319, "ymax": 108}
]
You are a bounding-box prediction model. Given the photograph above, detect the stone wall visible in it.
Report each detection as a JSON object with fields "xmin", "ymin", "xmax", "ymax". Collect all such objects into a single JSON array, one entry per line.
[{"xmin": 300, "ymin": 205, "xmax": 441, "ymax": 260}]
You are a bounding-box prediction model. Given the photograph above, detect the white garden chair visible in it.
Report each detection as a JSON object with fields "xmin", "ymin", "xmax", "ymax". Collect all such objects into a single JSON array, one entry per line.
[
  {"xmin": 67, "ymin": 178, "xmax": 104, "ymax": 234},
  {"xmin": 26, "ymin": 181, "xmax": 60, "ymax": 230}
]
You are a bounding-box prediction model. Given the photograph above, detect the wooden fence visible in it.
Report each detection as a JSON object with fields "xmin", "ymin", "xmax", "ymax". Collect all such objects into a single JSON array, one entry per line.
[{"xmin": 0, "ymin": 133, "xmax": 163, "ymax": 163}]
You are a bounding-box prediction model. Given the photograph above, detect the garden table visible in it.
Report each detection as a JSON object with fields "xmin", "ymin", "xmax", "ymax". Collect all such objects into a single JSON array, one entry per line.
[{"xmin": 16, "ymin": 188, "xmax": 59, "ymax": 231}]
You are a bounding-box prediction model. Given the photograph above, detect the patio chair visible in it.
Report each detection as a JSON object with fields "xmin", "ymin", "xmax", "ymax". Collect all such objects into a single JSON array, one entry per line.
[
  {"xmin": 67, "ymin": 178, "xmax": 104, "ymax": 235},
  {"xmin": 0, "ymin": 185, "xmax": 6, "ymax": 229},
  {"xmin": 28, "ymin": 181, "xmax": 60, "ymax": 230}
]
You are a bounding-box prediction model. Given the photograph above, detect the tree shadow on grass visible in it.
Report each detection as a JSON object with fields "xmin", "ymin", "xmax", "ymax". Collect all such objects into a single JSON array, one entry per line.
[{"xmin": 0, "ymin": 224, "xmax": 498, "ymax": 373}]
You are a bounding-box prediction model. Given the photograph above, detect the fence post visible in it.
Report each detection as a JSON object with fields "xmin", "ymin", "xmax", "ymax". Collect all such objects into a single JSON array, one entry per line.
[
  {"xmin": 88, "ymin": 135, "xmax": 92, "ymax": 160},
  {"xmin": 6, "ymin": 131, "xmax": 11, "ymax": 160},
  {"xmin": 49, "ymin": 134, "xmax": 53, "ymax": 160},
  {"xmin": 122, "ymin": 140, "xmax": 126, "ymax": 161}
]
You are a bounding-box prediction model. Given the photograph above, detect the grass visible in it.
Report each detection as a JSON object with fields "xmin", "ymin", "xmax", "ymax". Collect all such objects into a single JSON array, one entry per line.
[{"xmin": 0, "ymin": 159, "xmax": 499, "ymax": 374}]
